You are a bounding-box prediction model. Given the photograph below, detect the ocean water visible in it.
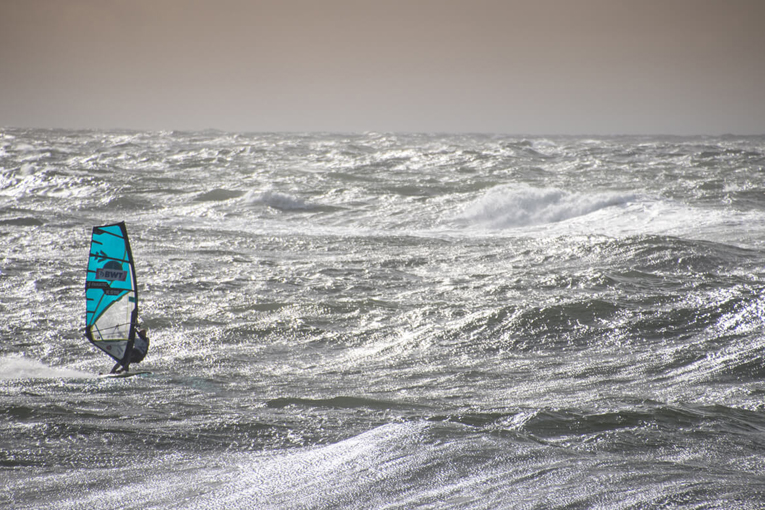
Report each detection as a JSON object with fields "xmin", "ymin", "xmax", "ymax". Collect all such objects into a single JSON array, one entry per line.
[{"xmin": 1, "ymin": 128, "xmax": 765, "ymax": 509}]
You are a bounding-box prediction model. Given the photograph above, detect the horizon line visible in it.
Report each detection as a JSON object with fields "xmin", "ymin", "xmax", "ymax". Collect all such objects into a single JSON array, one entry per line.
[{"xmin": 3, "ymin": 125, "xmax": 764, "ymax": 138}]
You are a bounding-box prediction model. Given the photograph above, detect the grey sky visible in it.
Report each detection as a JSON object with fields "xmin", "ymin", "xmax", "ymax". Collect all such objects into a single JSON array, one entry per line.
[{"xmin": 1, "ymin": 0, "xmax": 764, "ymax": 134}]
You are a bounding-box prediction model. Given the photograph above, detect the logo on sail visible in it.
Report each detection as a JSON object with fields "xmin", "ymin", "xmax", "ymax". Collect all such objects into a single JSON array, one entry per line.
[{"xmin": 97, "ymin": 261, "xmax": 127, "ymax": 282}]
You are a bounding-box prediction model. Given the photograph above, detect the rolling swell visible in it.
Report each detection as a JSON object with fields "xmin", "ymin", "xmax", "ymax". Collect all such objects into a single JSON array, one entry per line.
[
  {"xmin": 428, "ymin": 404, "xmax": 765, "ymax": 446},
  {"xmin": 266, "ymin": 396, "xmax": 422, "ymax": 411}
]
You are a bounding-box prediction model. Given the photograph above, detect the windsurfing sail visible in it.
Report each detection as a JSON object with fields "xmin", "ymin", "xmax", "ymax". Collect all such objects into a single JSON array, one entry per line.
[{"xmin": 85, "ymin": 222, "xmax": 138, "ymax": 366}]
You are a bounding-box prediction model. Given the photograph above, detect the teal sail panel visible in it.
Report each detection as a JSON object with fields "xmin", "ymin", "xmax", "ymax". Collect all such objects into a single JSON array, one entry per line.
[{"xmin": 85, "ymin": 222, "xmax": 138, "ymax": 364}]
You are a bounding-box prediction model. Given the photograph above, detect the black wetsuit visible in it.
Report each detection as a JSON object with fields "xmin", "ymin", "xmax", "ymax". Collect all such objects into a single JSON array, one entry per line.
[
  {"xmin": 131, "ymin": 330, "xmax": 150, "ymax": 363},
  {"xmin": 111, "ymin": 330, "xmax": 150, "ymax": 373}
]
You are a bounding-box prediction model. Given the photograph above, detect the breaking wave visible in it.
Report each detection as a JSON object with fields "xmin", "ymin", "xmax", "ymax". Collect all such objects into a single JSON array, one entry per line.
[
  {"xmin": 454, "ymin": 185, "xmax": 637, "ymax": 229},
  {"xmin": 244, "ymin": 189, "xmax": 312, "ymax": 211}
]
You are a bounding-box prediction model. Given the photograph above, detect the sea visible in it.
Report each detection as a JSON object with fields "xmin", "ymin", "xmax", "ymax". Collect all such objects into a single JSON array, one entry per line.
[{"xmin": 1, "ymin": 128, "xmax": 765, "ymax": 509}]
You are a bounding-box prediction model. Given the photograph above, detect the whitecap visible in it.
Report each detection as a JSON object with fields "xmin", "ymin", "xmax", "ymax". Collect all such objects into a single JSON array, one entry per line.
[
  {"xmin": 243, "ymin": 188, "xmax": 312, "ymax": 211},
  {"xmin": 453, "ymin": 185, "xmax": 636, "ymax": 229}
]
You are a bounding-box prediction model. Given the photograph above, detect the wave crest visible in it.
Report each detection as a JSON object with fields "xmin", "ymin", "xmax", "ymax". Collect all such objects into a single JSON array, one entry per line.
[
  {"xmin": 454, "ymin": 185, "xmax": 636, "ymax": 229},
  {"xmin": 244, "ymin": 189, "xmax": 311, "ymax": 211}
]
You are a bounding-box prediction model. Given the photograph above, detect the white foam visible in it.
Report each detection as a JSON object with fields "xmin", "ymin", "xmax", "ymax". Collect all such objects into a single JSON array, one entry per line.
[
  {"xmin": 446, "ymin": 184, "xmax": 765, "ymax": 244},
  {"xmin": 0, "ymin": 356, "xmax": 95, "ymax": 380},
  {"xmin": 243, "ymin": 188, "xmax": 311, "ymax": 211},
  {"xmin": 453, "ymin": 185, "xmax": 637, "ymax": 229}
]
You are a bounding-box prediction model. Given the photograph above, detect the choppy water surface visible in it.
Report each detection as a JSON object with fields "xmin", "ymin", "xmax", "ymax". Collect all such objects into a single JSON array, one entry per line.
[{"xmin": 2, "ymin": 129, "xmax": 765, "ymax": 508}]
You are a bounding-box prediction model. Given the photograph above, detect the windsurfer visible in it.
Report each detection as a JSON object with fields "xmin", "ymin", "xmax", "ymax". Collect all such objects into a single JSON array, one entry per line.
[{"xmin": 110, "ymin": 328, "xmax": 150, "ymax": 373}]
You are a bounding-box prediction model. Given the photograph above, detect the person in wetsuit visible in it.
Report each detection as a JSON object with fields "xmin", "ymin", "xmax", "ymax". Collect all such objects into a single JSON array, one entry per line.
[{"xmin": 111, "ymin": 328, "xmax": 150, "ymax": 373}]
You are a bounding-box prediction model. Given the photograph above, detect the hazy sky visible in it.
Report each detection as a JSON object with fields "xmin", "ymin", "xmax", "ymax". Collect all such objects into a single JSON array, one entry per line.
[{"xmin": 2, "ymin": 0, "xmax": 764, "ymax": 134}]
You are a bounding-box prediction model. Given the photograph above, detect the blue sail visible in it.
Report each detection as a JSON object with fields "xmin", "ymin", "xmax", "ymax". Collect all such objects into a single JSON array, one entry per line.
[{"xmin": 85, "ymin": 222, "xmax": 138, "ymax": 365}]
